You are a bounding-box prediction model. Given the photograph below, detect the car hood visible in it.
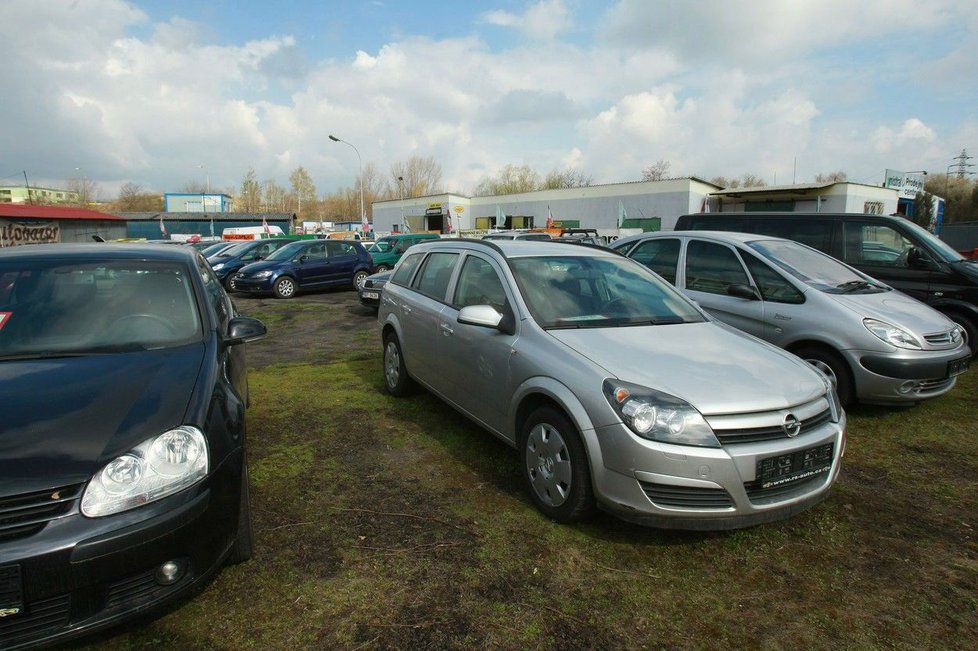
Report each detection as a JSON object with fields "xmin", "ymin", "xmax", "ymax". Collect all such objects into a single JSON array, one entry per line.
[
  {"xmin": 830, "ymin": 290, "xmax": 955, "ymax": 335},
  {"xmin": 0, "ymin": 343, "xmax": 205, "ymax": 497},
  {"xmin": 238, "ymin": 259, "xmax": 287, "ymax": 275},
  {"xmin": 548, "ymin": 321, "xmax": 825, "ymax": 415}
]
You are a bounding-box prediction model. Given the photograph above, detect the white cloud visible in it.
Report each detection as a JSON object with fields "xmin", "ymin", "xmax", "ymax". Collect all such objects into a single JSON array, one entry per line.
[{"xmin": 482, "ymin": 0, "xmax": 572, "ymax": 40}]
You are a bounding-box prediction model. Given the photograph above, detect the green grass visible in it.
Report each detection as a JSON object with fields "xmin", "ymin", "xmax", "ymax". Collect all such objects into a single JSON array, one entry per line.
[{"xmin": 92, "ymin": 356, "xmax": 978, "ymax": 649}]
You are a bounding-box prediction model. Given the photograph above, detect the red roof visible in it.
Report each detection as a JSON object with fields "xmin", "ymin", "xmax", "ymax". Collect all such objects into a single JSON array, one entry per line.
[{"xmin": 0, "ymin": 204, "xmax": 123, "ymax": 221}]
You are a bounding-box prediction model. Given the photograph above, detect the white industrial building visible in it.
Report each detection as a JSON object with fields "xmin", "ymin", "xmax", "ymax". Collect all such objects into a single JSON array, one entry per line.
[{"xmin": 371, "ymin": 178, "xmax": 900, "ymax": 235}]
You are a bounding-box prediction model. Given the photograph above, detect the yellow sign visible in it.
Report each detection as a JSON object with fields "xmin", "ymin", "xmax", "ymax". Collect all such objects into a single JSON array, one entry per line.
[
  {"xmin": 453, "ymin": 205, "xmax": 464, "ymax": 213},
  {"xmin": 427, "ymin": 202, "xmax": 443, "ymax": 209}
]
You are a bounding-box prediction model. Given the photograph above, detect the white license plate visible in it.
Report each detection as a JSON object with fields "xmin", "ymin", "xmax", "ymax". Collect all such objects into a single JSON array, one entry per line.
[{"xmin": 362, "ymin": 291, "xmax": 379, "ymax": 300}]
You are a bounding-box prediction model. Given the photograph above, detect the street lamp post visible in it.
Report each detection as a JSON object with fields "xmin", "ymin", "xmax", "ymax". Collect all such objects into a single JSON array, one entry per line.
[
  {"xmin": 397, "ymin": 175, "xmax": 405, "ymax": 232},
  {"xmin": 329, "ymin": 134, "xmax": 365, "ymax": 233}
]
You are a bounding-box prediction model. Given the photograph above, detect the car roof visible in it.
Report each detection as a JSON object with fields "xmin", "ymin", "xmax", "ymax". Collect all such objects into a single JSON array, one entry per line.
[
  {"xmin": 637, "ymin": 230, "xmax": 770, "ymax": 244},
  {"xmin": 0, "ymin": 243, "xmax": 199, "ymax": 262},
  {"xmin": 412, "ymin": 238, "xmax": 619, "ymax": 259}
]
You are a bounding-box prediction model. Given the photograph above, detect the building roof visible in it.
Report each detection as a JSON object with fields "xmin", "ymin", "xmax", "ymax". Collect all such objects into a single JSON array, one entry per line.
[
  {"xmin": 0, "ymin": 204, "xmax": 123, "ymax": 221},
  {"xmin": 711, "ymin": 181, "xmax": 894, "ymax": 197},
  {"xmin": 113, "ymin": 211, "xmax": 295, "ymax": 221},
  {"xmin": 163, "ymin": 192, "xmax": 232, "ymax": 198}
]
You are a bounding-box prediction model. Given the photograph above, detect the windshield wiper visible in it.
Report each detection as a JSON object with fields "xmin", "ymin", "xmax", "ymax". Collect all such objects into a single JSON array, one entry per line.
[
  {"xmin": 836, "ymin": 280, "xmax": 878, "ymax": 293},
  {"xmin": 0, "ymin": 343, "xmax": 150, "ymax": 361}
]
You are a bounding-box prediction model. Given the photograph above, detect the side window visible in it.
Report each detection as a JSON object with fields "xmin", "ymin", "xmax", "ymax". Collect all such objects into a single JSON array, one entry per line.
[
  {"xmin": 628, "ymin": 238, "xmax": 680, "ymax": 284},
  {"xmin": 302, "ymin": 243, "xmax": 327, "ymax": 260},
  {"xmin": 196, "ymin": 255, "xmax": 230, "ymax": 324},
  {"xmin": 326, "ymin": 241, "xmax": 355, "ymax": 257},
  {"xmin": 391, "ymin": 252, "xmax": 423, "ymax": 286},
  {"xmin": 755, "ymin": 219, "xmax": 832, "ymax": 252},
  {"xmin": 412, "ymin": 252, "xmax": 459, "ymax": 301},
  {"xmin": 684, "ymin": 240, "xmax": 750, "ymax": 295},
  {"xmin": 454, "ymin": 256, "xmax": 507, "ymax": 312},
  {"xmin": 742, "ymin": 252, "xmax": 805, "ymax": 304},
  {"xmin": 844, "ymin": 222, "xmax": 914, "ymax": 267}
]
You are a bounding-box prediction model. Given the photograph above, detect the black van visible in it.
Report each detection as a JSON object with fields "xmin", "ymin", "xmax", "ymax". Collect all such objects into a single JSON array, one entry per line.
[{"xmin": 674, "ymin": 212, "xmax": 978, "ymax": 347}]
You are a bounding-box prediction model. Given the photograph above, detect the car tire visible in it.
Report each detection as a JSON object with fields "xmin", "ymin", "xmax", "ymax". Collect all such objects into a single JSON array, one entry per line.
[
  {"xmin": 227, "ymin": 463, "xmax": 254, "ymax": 565},
  {"xmin": 353, "ymin": 270, "xmax": 369, "ymax": 290},
  {"xmin": 945, "ymin": 312, "xmax": 976, "ymax": 356},
  {"xmin": 223, "ymin": 276, "xmax": 235, "ymax": 292},
  {"xmin": 273, "ymin": 276, "xmax": 296, "ymax": 299},
  {"xmin": 376, "ymin": 264, "xmax": 390, "ymax": 272},
  {"xmin": 519, "ymin": 405, "xmax": 597, "ymax": 523},
  {"xmin": 382, "ymin": 333, "xmax": 416, "ymax": 396},
  {"xmin": 795, "ymin": 345, "xmax": 855, "ymax": 406}
]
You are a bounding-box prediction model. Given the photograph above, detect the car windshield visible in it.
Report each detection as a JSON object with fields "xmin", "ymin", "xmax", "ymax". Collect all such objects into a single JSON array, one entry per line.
[
  {"xmin": 373, "ymin": 240, "xmax": 393, "ymax": 252},
  {"xmin": 217, "ymin": 242, "xmax": 251, "ymax": 257},
  {"xmin": 483, "ymin": 234, "xmax": 513, "ymax": 240},
  {"xmin": 509, "ymin": 255, "xmax": 704, "ymax": 329},
  {"xmin": 748, "ymin": 240, "xmax": 888, "ymax": 294},
  {"xmin": 900, "ymin": 219, "xmax": 965, "ymax": 262},
  {"xmin": 0, "ymin": 259, "xmax": 203, "ymax": 359},
  {"xmin": 265, "ymin": 241, "xmax": 307, "ymax": 261},
  {"xmin": 201, "ymin": 242, "xmax": 232, "ymax": 257}
]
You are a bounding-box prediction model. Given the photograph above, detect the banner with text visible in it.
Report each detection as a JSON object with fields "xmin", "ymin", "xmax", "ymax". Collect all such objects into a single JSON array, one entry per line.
[{"xmin": 0, "ymin": 220, "xmax": 61, "ymax": 246}]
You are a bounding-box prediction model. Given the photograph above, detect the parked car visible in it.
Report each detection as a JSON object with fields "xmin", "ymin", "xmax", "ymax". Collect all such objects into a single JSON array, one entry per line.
[
  {"xmin": 0, "ymin": 244, "xmax": 265, "ymax": 649},
  {"xmin": 553, "ymin": 235, "xmax": 607, "ymax": 247},
  {"xmin": 378, "ymin": 239, "xmax": 844, "ymax": 529},
  {"xmin": 482, "ymin": 231, "xmax": 553, "ymax": 241},
  {"xmin": 208, "ymin": 237, "xmax": 300, "ymax": 289},
  {"xmin": 359, "ymin": 270, "xmax": 391, "ymax": 309},
  {"xmin": 614, "ymin": 231, "xmax": 970, "ymax": 405},
  {"xmin": 673, "ymin": 212, "xmax": 978, "ymax": 350},
  {"xmin": 199, "ymin": 241, "xmax": 238, "ymax": 258},
  {"xmin": 230, "ymin": 239, "xmax": 373, "ymax": 299},
  {"xmin": 369, "ymin": 233, "xmax": 441, "ymax": 272}
]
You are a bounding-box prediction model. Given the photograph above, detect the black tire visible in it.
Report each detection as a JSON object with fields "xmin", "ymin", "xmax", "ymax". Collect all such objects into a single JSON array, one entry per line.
[
  {"xmin": 376, "ymin": 264, "xmax": 390, "ymax": 272},
  {"xmin": 519, "ymin": 406, "xmax": 597, "ymax": 523},
  {"xmin": 273, "ymin": 276, "xmax": 297, "ymax": 299},
  {"xmin": 223, "ymin": 276, "xmax": 235, "ymax": 292},
  {"xmin": 945, "ymin": 312, "xmax": 976, "ymax": 357},
  {"xmin": 226, "ymin": 463, "xmax": 254, "ymax": 565},
  {"xmin": 794, "ymin": 345, "xmax": 855, "ymax": 406},
  {"xmin": 353, "ymin": 270, "xmax": 369, "ymax": 290},
  {"xmin": 382, "ymin": 332, "xmax": 416, "ymax": 396}
]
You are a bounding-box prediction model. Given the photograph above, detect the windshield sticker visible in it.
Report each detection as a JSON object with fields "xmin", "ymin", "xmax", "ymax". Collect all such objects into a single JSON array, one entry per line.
[{"xmin": 0, "ymin": 312, "xmax": 10, "ymax": 331}]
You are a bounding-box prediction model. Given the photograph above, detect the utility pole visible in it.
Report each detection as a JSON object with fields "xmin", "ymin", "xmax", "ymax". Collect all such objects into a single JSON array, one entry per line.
[
  {"xmin": 23, "ymin": 171, "xmax": 32, "ymax": 205},
  {"xmin": 950, "ymin": 149, "xmax": 974, "ymax": 179}
]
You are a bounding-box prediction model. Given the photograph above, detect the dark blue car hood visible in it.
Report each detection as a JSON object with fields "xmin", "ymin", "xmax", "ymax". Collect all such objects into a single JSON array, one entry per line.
[
  {"xmin": 237, "ymin": 259, "xmax": 288, "ymax": 275},
  {"xmin": 0, "ymin": 343, "xmax": 205, "ymax": 498}
]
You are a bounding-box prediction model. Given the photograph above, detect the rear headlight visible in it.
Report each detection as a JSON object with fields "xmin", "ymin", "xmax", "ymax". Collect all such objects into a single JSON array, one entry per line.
[{"xmin": 81, "ymin": 426, "xmax": 208, "ymax": 517}]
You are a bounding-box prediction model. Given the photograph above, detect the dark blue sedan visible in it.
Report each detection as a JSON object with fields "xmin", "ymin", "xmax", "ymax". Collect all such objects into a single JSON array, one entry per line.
[
  {"xmin": 0, "ymin": 244, "xmax": 265, "ymax": 649},
  {"xmin": 230, "ymin": 239, "xmax": 374, "ymax": 299},
  {"xmin": 207, "ymin": 237, "xmax": 299, "ymax": 288}
]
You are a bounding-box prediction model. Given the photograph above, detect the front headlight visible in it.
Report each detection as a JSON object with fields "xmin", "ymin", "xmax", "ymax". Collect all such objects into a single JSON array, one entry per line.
[
  {"xmin": 254, "ymin": 270, "xmax": 273, "ymax": 279},
  {"xmin": 863, "ymin": 318, "xmax": 921, "ymax": 350},
  {"xmin": 81, "ymin": 426, "xmax": 208, "ymax": 517},
  {"xmin": 602, "ymin": 380, "xmax": 720, "ymax": 447},
  {"xmin": 212, "ymin": 262, "xmax": 225, "ymax": 271}
]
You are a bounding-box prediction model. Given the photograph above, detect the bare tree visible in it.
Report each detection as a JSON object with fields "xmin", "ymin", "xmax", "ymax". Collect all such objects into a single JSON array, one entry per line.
[
  {"xmin": 474, "ymin": 164, "xmax": 540, "ymax": 196},
  {"xmin": 114, "ymin": 182, "xmax": 163, "ymax": 211},
  {"xmin": 912, "ymin": 190, "xmax": 935, "ymax": 229},
  {"xmin": 238, "ymin": 168, "xmax": 262, "ymax": 213},
  {"xmin": 710, "ymin": 176, "xmax": 735, "ymax": 188},
  {"xmin": 289, "ymin": 166, "xmax": 317, "ymax": 218},
  {"xmin": 181, "ymin": 180, "xmax": 209, "ymax": 193},
  {"xmin": 542, "ymin": 167, "xmax": 593, "ymax": 189},
  {"xmin": 814, "ymin": 170, "xmax": 848, "ymax": 183},
  {"xmin": 641, "ymin": 160, "xmax": 671, "ymax": 182},
  {"xmin": 262, "ymin": 180, "xmax": 287, "ymax": 212},
  {"xmin": 390, "ymin": 155, "xmax": 443, "ymax": 198},
  {"xmin": 740, "ymin": 173, "xmax": 767, "ymax": 188},
  {"xmin": 66, "ymin": 176, "xmax": 99, "ymax": 205}
]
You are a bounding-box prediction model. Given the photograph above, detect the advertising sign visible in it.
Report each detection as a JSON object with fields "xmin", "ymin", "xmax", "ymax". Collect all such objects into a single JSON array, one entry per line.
[
  {"xmin": 0, "ymin": 220, "xmax": 60, "ymax": 246},
  {"xmin": 884, "ymin": 169, "xmax": 926, "ymax": 200}
]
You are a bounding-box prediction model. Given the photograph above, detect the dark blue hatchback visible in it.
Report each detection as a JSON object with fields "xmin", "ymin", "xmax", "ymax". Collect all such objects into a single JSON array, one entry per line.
[
  {"xmin": 207, "ymin": 237, "xmax": 299, "ymax": 288},
  {"xmin": 230, "ymin": 239, "xmax": 374, "ymax": 299}
]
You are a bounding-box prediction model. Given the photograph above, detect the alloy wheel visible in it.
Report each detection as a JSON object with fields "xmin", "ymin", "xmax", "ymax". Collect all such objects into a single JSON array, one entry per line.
[
  {"xmin": 384, "ymin": 341, "xmax": 400, "ymax": 388},
  {"xmin": 525, "ymin": 423, "xmax": 572, "ymax": 507},
  {"xmin": 277, "ymin": 278, "xmax": 295, "ymax": 297}
]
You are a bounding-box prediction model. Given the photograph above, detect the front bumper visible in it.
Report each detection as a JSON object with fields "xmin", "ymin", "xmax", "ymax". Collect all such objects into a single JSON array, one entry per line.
[
  {"xmin": 845, "ymin": 345, "xmax": 970, "ymax": 403},
  {"xmin": 358, "ymin": 285, "xmax": 384, "ymax": 307},
  {"xmin": 229, "ymin": 274, "xmax": 275, "ymax": 293},
  {"xmin": 590, "ymin": 415, "xmax": 845, "ymax": 530},
  {"xmin": 0, "ymin": 450, "xmax": 242, "ymax": 649}
]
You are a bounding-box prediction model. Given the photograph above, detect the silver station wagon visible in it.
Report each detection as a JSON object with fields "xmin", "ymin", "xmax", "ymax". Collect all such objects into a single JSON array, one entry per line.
[
  {"xmin": 378, "ymin": 239, "xmax": 845, "ymax": 530},
  {"xmin": 614, "ymin": 231, "xmax": 971, "ymax": 405}
]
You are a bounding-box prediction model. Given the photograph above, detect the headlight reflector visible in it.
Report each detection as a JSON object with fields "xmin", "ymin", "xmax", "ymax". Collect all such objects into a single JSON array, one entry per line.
[
  {"xmin": 211, "ymin": 262, "xmax": 225, "ymax": 271},
  {"xmin": 254, "ymin": 270, "xmax": 273, "ymax": 279},
  {"xmin": 863, "ymin": 318, "xmax": 921, "ymax": 350},
  {"xmin": 603, "ymin": 380, "xmax": 720, "ymax": 447},
  {"xmin": 81, "ymin": 426, "xmax": 208, "ymax": 517}
]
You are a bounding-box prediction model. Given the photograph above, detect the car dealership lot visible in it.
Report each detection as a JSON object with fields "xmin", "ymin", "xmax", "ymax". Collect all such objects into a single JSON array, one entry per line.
[{"xmin": 85, "ymin": 290, "xmax": 977, "ymax": 649}]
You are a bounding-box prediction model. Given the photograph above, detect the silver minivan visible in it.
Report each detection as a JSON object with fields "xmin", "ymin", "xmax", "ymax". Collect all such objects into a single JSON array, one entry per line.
[
  {"xmin": 614, "ymin": 231, "xmax": 971, "ymax": 405},
  {"xmin": 378, "ymin": 239, "xmax": 844, "ymax": 529}
]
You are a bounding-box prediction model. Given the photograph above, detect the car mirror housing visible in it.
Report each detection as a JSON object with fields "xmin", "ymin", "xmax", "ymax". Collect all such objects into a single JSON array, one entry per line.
[
  {"xmin": 907, "ymin": 247, "xmax": 938, "ymax": 271},
  {"xmin": 226, "ymin": 316, "xmax": 267, "ymax": 345},
  {"xmin": 458, "ymin": 304, "xmax": 516, "ymax": 335},
  {"xmin": 727, "ymin": 283, "xmax": 760, "ymax": 300}
]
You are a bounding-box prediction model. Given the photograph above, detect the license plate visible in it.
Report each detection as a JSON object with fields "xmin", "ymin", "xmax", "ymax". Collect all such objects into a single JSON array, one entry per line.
[
  {"xmin": 947, "ymin": 356, "xmax": 970, "ymax": 378},
  {"xmin": 0, "ymin": 565, "xmax": 23, "ymax": 619},
  {"xmin": 756, "ymin": 443, "xmax": 834, "ymax": 489},
  {"xmin": 362, "ymin": 291, "xmax": 379, "ymax": 300}
]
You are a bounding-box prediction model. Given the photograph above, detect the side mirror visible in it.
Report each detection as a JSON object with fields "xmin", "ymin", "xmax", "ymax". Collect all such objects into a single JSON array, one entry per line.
[
  {"xmin": 226, "ymin": 316, "xmax": 267, "ymax": 345},
  {"xmin": 727, "ymin": 283, "xmax": 760, "ymax": 300},
  {"xmin": 907, "ymin": 247, "xmax": 937, "ymax": 270},
  {"xmin": 298, "ymin": 254, "xmax": 308, "ymax": 263},
  {"xmin": 254, "ymin": 255, "xmax": 264, "ymax": 261},
  {"xmin": 457, "ymin": 304, "xmax": 516, "ymax": 335}
]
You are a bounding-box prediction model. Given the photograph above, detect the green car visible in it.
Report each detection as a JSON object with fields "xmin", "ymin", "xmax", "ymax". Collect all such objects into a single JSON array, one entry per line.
[{"xmin": 369, "ymin": 233, "xmax": 441, "ymax": 271}]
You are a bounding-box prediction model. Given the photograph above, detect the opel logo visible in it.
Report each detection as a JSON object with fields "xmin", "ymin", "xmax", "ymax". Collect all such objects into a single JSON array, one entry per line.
[{"xmin": 782, "ymin": 413, "xmax": 801, "ymax": 437}]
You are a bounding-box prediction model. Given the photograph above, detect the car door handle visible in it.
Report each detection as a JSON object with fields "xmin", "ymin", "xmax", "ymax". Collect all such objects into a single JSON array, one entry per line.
[
  {"xmin": 440, "ymin": 323, "xmax": 454, "ymax": 336},
  {"xmin": 402, "ymin": 304, "xmax": 412, "ymax": 314}
]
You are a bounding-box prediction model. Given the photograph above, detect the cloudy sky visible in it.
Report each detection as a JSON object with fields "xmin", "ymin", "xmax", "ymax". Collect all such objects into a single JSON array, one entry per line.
[{"xmin": 1, "ymin": 0, "xmax": 976, "ymax": 197}]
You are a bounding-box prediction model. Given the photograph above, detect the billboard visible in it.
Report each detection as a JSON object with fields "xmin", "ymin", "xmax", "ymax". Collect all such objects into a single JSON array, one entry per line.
[
  {"xmin": 0, "ymin": 220, "xmax": 60, "ymax": 246},
  {"xmin": 884, "ymin": 169, "xmax": 926, "ymax": 200}
]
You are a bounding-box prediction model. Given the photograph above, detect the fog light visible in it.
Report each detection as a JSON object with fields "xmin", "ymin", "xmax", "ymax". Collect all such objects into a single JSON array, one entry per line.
[
  {"xmin": 897, "ymin": 381, "xmax": 916, "ymax": 395},
  {"xmin": 155, "ymin": 560, "xmax": 185, "ymax": 586}
]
